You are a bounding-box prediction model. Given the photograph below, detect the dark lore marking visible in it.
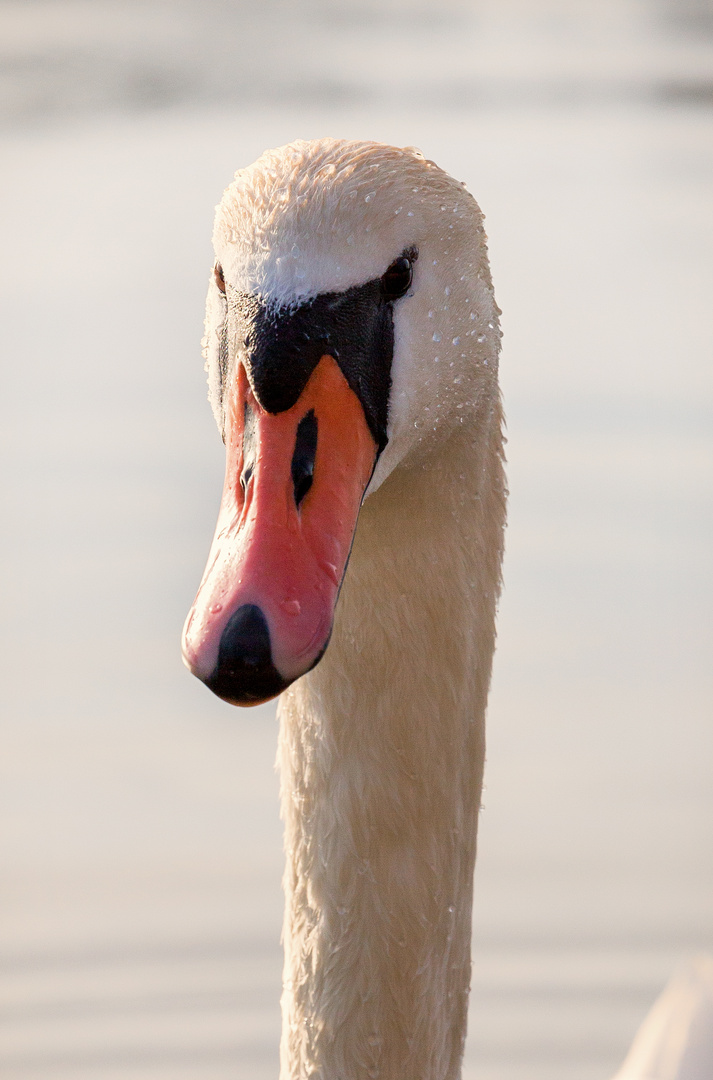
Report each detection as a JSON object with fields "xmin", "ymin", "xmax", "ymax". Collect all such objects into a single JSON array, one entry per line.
[{"xmin": 223, "ymin": 251, "xmax": 417, "ymax": 454}]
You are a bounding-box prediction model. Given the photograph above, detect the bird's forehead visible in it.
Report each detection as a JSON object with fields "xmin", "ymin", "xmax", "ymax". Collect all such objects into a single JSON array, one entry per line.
[{"xmin": 212, "ymin": 140, "xmax": 463, "ymax": 308}]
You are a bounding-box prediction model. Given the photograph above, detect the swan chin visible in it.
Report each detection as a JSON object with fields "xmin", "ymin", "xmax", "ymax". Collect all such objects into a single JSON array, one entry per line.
[{"xmin": 182, "ymin": 353, "xmax": 377, "ymax": 706}]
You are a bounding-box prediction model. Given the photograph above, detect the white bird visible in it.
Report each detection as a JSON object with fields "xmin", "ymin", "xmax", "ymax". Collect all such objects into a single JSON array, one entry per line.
[
  {"xmin": 182, "ymin": 138, "xmax": 712, "ymax": 1080},
  {"xmin": 183, "ymin": 137, "xmax": 505, "ymax": 1080},
  {"xmin": 612, "ymin": 956, "xmax": 713, "ymax": 1080}
]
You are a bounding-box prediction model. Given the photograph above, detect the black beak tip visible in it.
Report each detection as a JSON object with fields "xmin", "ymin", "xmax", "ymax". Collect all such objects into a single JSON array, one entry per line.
[{"xmin": 204, "ymin": 604, "xmax": 290, "ymax": 706}]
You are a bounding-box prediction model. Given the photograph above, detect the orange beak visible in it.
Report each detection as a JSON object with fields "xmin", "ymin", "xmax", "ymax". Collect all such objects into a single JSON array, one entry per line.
[{"xmin": 182, "ymin": 354, "xmax": 378, "ymax": 705}]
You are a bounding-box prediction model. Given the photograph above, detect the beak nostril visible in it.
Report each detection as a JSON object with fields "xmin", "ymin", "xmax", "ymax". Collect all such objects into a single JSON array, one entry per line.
[
  {"xmin": 240, "ymin": 465, "xmax": 254, "ymax": 493},
  {"xmin": 292, "ymin": 410, "xmax": 318, "ymax": 509},
  {"xmin": 293, "ymin": 468, "xmax": 313, "ymax": 506},
  {"xmin": 240, "ymin": 400, "xmax": 257, "ymax": 498}
]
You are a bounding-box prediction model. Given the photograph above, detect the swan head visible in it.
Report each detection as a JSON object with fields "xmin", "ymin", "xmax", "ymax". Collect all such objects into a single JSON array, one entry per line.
[{"xmin": 182, "ymin": 138, "xmax": 500, "ymax": 706}]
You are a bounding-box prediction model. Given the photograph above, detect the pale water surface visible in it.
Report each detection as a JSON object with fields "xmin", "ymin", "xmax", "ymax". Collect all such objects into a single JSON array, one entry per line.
[{"xmin": 0, "ymin": 2, "xmax": 712, "ymax": 1078}]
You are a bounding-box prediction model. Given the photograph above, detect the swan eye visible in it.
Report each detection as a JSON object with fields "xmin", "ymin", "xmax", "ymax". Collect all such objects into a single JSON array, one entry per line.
[
  {"xmin": 214, "ymin": 263, "xmax": 226, "ymax": 294},
  {"xmin": 382, "ymin": 254, "xmax": 414, "ymax": 302},
  {"xmin": 381, "ymin": 255, "xmax": 413, "ymax": 301}
]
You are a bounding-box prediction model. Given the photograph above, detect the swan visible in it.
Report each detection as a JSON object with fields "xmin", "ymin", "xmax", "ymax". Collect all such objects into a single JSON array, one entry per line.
[
  {"xmin": 612, "ymin": 956, "xmax": 713, "ymax": 1080},
  {"xmin": 183, "ymin": 137, "xmax": 504, "ymax": 1079},
  {"xmin": 181, "ymin": 138, "xmax": 712, "ymax": 1080}
]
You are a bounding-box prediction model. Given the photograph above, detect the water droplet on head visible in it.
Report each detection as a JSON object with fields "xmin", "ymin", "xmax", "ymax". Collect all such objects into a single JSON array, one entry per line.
[
  {"xmin": 444, "ymin": 286, "xmax": 451, "ymax": 296},
  {"xmin": 477, "ymin": 333, "xmax": 486, "ymax": 342},
  {"xmin": 452, "ymin": 336, "xmax": 460, "ymax": 346},
  {"xmin": 432, "ymin": 330, "xmax": 442, "ymax": 343},
  {"xmin": 364, "ymin": 191, "xmax": 376, "ymax": 203}
]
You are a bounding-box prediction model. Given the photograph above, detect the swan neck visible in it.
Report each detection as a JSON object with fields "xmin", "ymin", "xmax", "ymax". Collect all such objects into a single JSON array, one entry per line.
[{"xmin": 277, "ymin": 415, "xmax": 506, "ymax": 1080}]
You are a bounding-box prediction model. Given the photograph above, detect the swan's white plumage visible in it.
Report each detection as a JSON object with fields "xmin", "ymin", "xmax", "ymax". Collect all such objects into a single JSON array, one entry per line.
[{"xmin": 612, "ymin": 957, "xmax": 713, "ymax": 1080}]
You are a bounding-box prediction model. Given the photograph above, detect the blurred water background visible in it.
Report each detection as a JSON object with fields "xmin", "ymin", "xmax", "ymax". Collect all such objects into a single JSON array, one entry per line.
[{"xmin": 1, "ymin": 1, "xmax": 712, "ymax": 1078}]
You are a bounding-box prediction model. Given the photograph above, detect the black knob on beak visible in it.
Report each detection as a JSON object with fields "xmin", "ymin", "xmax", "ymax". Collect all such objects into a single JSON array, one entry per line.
[{"xmin": 205, "ymin": 604, "xmax": 288, "ymax": 705}]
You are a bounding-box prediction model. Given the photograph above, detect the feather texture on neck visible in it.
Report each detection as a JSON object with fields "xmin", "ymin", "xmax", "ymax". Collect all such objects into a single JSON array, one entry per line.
[{"xmin": 278, "ymin": 403, "xmax": 506, "ymax": 1080}]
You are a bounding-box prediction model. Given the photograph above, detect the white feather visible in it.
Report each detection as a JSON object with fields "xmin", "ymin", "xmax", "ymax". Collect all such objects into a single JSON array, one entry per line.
[{"xmin": 612, "ymin": 957, "xmax": 713, "ymax": 1080}]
